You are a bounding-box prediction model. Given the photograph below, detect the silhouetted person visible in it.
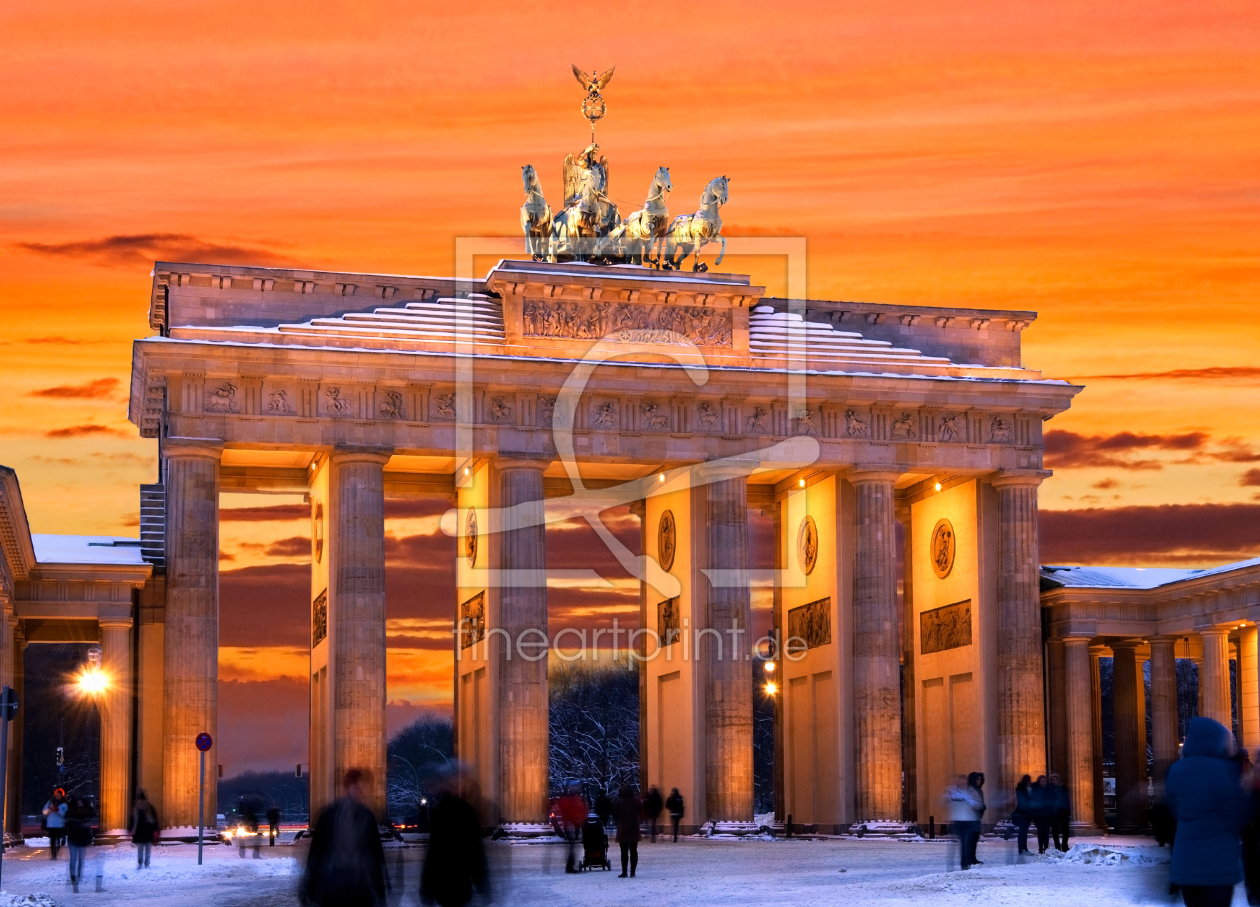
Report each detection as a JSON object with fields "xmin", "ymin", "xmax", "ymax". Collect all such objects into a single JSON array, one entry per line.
[
  {"xmin": 665, "ymin": 788, "xmax": 684, "ymax": 842},
  {"xmin": 1012, "ymin": 775, "xmax": 1033, "ymax": 855},
  {"xmin": 267, "ymin": 805, "xmax": 282, "ymax": 845},
  {"xmin": 42, "ymin": 788, "xmax": 67, "ymax": 860},
  {"xmin": 420, "ymin": 775, "xmax": 488, "ymax": 907},
  {"xmin": 1166, "ymin": 717, "xmax": 1251, "ymax": 907},
  {"xmin": 945, "ymin": 773, "xmax": 983, "ymax": 869},
  {"xmin": 594, "ymin": 790, "xmax": 612, "ymax": 829},
  {"xmin": 128, "ymin": 791, "xmax": 159, "ymax": 869},
  {"xmin": 64, "ymin": 796, "xmax": 96, "ymax": 892},
  {"xmin": 643, "ymin": 787, "xmax": 663, "ymax": 843},
  {"xmin": 241, "ymin": 799, "xmax": 262, "ymax": 859},
  {"xmin": 613, "ymin": 784, "xmax": 642, "ymax": 878},
  {"xmin": 302, "ymin": 769, "xmax": 386, "ymax": 907},
  {"xmin": 1049, "ymin": 772, "xmax": 1071, "ymax": 852},
  {"xmin": 556, "ymin": 783, "xmax": 586, "ymax": 873},
  {"xmin": 1031, "ymin": 775, "xmax": 1054, "ymax": 854}
]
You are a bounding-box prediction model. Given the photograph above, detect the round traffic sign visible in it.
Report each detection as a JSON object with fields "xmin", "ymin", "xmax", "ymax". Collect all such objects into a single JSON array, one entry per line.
[{"xmin": 195, "ymin": 732, "xmax": 213, "ymax": 752}]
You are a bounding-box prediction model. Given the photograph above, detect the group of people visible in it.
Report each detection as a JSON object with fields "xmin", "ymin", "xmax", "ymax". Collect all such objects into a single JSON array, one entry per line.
[
  {"xmin": 552, "ymin": 783, "xmax": 688, "ymax": 878},
  {"xmin": 1012, "ymin": 773, "xmax": 1071, "ymax": 855},
  {"xmin": 41, "ymin": 787, "xmax": 161, "ymax": 886}
]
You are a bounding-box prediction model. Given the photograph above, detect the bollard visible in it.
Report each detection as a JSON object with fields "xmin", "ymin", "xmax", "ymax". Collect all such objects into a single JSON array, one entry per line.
[{"xmin": 929, "ymin": 816, "xmax": 935, "ymax": 840}]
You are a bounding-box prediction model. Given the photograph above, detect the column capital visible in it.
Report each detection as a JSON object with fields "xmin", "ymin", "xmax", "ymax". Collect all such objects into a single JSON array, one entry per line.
[
  {"xmin": 848, "ymin": 467, "xmax": 901, "ymax": 486},
  {"xmin": 98, "ymin": 617, "xmax": 134, "ymax": 631},
  {"xmin": 1062, "ymin": 635, "xmax": 1093, "ymax": 647},
  {"xmin": 990, "ymin": 469, "xmax": 1051, "ymax": 489},
  {"xmin": 1109, "ymin": 637, "xmax": 1145, "ymax": 651},
  {"xmin": 330, "ymin": 447, "xmax": 392, "ymax": 467},
  {"xmin": 1197, "ymin": 625, "xmax": 1233, "ymax": 638},
  {"xmin": 163, "ymin": 438, "xmax": 223, "ymax": 460},
  {"xmin": 495, "ymin": 453, "xmax": 553, "ymax": 473},
  {"xmin": 698, "ymin": 458, "xmax": 758, "ymax": 481}
]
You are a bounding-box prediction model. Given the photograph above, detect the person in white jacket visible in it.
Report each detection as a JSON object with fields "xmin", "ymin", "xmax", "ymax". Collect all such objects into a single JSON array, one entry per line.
[{"xmin": 945, "ymin": 774, "xmax": 986, "ymax": 869}]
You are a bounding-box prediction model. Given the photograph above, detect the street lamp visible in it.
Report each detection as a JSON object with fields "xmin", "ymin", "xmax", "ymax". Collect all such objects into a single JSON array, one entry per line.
[{"xmin": 76, "ymin": 645, "xmax": 109, "ymax": 697}]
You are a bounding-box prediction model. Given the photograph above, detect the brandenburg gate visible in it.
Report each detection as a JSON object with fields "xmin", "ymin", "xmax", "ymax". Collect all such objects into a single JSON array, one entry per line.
[{"xmin": 127, "ymin": 249, "xmax": 1079, "ymax": 831}]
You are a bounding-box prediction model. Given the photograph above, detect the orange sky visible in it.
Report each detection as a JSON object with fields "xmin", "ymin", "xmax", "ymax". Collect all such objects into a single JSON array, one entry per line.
[{"xmin": 2, "ymin": 0, "xmax": 1258, "ymax": 771}]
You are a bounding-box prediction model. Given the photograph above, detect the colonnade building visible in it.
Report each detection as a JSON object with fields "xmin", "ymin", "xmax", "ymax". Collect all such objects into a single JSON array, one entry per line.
[{"xmin": 0, "ymin": 257, "xmax": 1248, "ymax": 836}]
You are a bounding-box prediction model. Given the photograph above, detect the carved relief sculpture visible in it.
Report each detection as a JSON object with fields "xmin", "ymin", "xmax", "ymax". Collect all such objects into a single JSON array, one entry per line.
[
  {"xmin": 267, "ymin": 389, "xmax": 294, "ymax": 414},
  {"xmin": 458, "ymin": 591, "xmax": 486, "ymax": 650},
  {"xmin": 697, "ymin": 401, "xmax": 719, "ymax": 429},
  {"xmin": 591, "ymin": 402, "xmax": 618, "ymax": 428},
  {"xmin": 487, "ymin": 396, "xmax": 513, "ymax": 423},
  {"xmin": 989, "ymin": 415, "xmax": 1014, "ymax": 443},
  {"xmin": 642, "ymin": 402, "xmax": 670, "ymax": 430},
  {"xmin": 658, "ymin": 597, "xmax": 680, "ymax": 646},
  {"xmin": 931, "ymin": 518, "xmax": 956, "ymax": 579},
  {"xmin": 312, "ymin": 501, "xmax": 324, "ymax": 564},
  {"xmin": 205, "ymin": 382, "xmax": 238, "ymax": 413},
  {"xmin": 745, "ymin": 406, "xmax": 769, "ymax": 433},
  {"xmin": 378, "ymin": 391, "xmax": 404, "ymax": 419},
  {"xmin": 521, "ymin": 299, "xmax": 733, "ymax": 348},
  {"xmin": 312, "ymin": 589, "xmax": 328, "ymax": 647},
  {"xmin": 921, "ymin": 600, "xmax": 972, "ymax": 654},
  {"xmin": 795, "ymin": 409, "xmax": 818, "ymax": 437},
  {"xmin": 787, "ymin": 597, "xmax": 832, "ymax": 652},
  {"xmin": 323, "ymin": 386, "xmax": 354, "ymax": 416},
  {"xmin": 537, "ymin": 395, "xmax": 557, "ymax": 428},
  {"xmin": 797, "ymin": 515, "xmax": 818, "ymax": 575},
  {"xmin": 434, "ymin": 393, "xmax": 456, "ymax": 421},
  {"xmin": 938, "ymin": 412, "xmax": 961, "ymax": 442},
  {"xmin": 465, "ymin": 507, "xmax": 478, "ymax": 566},
  {"xmin": 658, "ymin": 510, "xmax": 677, "ymax": 572},
  {"xmin": 891, "ymin": 411, "xmax": 917, "ymax": 439},
  {"xmin": 844, "ymin": 409, "xmax": 869, "ymax": 438}
]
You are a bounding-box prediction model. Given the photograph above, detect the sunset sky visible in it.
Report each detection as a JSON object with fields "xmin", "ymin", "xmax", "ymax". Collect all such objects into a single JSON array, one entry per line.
[{"xmin": 2, "ymin": 0, "xmax": 1258, "ymax": 773}]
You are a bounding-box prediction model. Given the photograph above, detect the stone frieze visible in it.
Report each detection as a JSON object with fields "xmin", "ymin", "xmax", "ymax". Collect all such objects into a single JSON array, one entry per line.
[{"xmin": 522, "ymin": 298, "xmax": 733, "ymax": 347}]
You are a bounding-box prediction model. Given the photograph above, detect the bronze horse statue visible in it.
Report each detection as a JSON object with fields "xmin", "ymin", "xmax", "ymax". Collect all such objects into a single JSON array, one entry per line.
[
  {"xmin": 597, "ymin": 166, "xmax": 672, "ymax": 265},
  {"xmin": 659, "ymin": 176, "xmax": 728, "ymax": 272},
  {"xmin": 520, "ymin": 165, "xmax": 552, "ymax": 261}
]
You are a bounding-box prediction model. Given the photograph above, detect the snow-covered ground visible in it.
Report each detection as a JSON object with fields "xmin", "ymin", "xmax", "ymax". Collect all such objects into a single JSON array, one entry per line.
[{"xmin": 0, "ymin": 833, "xmax": 1247, "ymax": 906}]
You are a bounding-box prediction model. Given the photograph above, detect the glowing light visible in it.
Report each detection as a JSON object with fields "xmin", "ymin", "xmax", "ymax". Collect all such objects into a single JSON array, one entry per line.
[
  {"xmin": 935, "ymin": 482, "xmax": 942, "ymax": 492},
  {"xmin": 464, "ymin": 467, "xmax": 470, "ymax": 476},
  {"xmin": 763, "ymin": 660, "xmax": 776, "ymax": 673},
  {"xmin": 77, "ymin": 668, "xmax": 108, "ymax": 696},
  {"xmin": 764, "ymin": 681, "xmax": 778, "ymax": 696},
  {"xmin": 659, "ymin": 473, "xmax": 666, "ymax": 482},
  {"xmin": 799, "ymin": 478, "xmax": 806, "ymax": 488}
]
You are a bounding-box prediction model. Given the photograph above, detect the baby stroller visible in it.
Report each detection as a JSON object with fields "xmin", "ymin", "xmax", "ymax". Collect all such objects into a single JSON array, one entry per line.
[{"xmin": 579, "ymin": 814, "xmax": 611, "ymax": 871}]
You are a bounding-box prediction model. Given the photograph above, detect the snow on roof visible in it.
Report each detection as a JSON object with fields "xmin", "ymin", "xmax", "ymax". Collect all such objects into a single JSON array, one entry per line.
[
  {"xmin": 31, "ymin": 534, "xmax": 148, "ymax": 567},
  {"xmin": 1041, "ymin": 557, "xmax": 1260, "ymax": 591}
]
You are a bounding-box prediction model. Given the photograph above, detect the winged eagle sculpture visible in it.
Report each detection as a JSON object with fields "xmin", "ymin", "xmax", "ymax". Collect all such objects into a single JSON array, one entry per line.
[{"xmin": 571, "ymin": 64, "xmax": 615, "ymax": 93}]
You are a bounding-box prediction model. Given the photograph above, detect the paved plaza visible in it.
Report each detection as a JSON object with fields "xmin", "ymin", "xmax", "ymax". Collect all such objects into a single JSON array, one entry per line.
[{"xmin": 0, "ymin": 835, "xmax": 1206, "ymax": 907}]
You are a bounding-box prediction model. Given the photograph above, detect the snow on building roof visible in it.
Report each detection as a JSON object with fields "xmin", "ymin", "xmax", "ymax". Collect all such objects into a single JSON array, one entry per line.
[
  {"xmin": 1041, "ymin": 557, "xmax": 1260, "ymax": 591},
  {"xmin": 31, "ymin": 534, "xmax": 148, "ymax": 566}
]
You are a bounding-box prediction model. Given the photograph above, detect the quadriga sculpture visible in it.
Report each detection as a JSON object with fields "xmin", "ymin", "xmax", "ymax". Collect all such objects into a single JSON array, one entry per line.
[{"xmin": 597, "ymin": 166, "xmax": 672, "ymax": 266}]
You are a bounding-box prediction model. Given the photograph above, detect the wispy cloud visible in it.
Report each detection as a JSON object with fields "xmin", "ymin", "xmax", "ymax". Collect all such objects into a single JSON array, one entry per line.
[
  {"xmin": 1044, "ymin": 429, "xmax": 1208, "ymax": 470},
  {"xmin": 1070, "ymin": 367, "xmax": 1260, "ymax": 382},
  {"xmin": 14, "ymin": 233, "xmax": 293, "ymax": 268},
  {"xmin": 1041, "ymin": 502, "xmax": 1260, "ymax": 566},
  {"xmin": 28, "ymin": 377, "xmax": 121, "ymax": 399},
  {"xmin": 44, "ymin": 424, "xmax": 127, "ymax": 438}
]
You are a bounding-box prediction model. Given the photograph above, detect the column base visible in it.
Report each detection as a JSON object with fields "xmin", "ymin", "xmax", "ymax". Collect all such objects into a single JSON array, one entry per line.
[{"xmin": 844, "ymin": 820, "xmax": 921, "ymax": 838}]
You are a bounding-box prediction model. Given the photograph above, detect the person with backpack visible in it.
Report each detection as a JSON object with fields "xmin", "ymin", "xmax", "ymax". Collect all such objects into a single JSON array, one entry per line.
[
  {"xmin": 42, "ymin": 788, "xmax": 67, "ymax": 860},
  {"xmin": 64, "ymin": 796, "xmax": 96, "ymax": 891},
  {"xmin": 128, "ymin": 791, "xmax": 160, "ymax": 869},
  {"xmin": 665, "ymin": 788, "xmax": 684, "ymax": 842},
  {"xmin": 643, "ymin": 787, "xmax": 664, "ymax": 843}
]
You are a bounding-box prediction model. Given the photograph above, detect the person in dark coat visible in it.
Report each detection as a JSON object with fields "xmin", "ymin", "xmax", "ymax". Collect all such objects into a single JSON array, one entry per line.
[
  {"xmin": 1030, "ymin": 775, "xmax": 1054, "ymax": 854},
  {"xmin": 302, "ymin": 769, "xmax": 387, "ymax": 907},
  {"xmin": 665, "ymin": 788, "xmax": 684, "ymax": 842},
  {"xmin": 64, "ymin": 796, "xmax": 96, "ymax": 891},
  {"xmin": 128, "ymin": 791, "xmax": 159, "ymax": 869},
  {"xmin": 612, "ymin": 784, "xmax": 642, "ymax": 878},
  {"xmin": 1166, "ymin": 717, "xmax": 1251, "ymax": 907},
  {"xmin": 594, "ymin": 791, "xmax": 613, "ymax": 829},
  {"xmin": 267, "ymin": 805, "xmax": 282, "ymax": 845},
  {"xmin": 42, "ymin": 788, "xmax": 67, "ymax": 860},
  {"xmin": 1012, "ymin": 775, "xmax": 1033, "ymax": 855},
  {"xmin": 1048, "ymin": 772, "xmax": 1071, "ymax": 852},
  {"xmin": 420, "ymin": 776, "xmax": 488, "ymax": 907},
  {"xmin": 643, "ymin": 787, "xmax": 664, "ymax": 843}
]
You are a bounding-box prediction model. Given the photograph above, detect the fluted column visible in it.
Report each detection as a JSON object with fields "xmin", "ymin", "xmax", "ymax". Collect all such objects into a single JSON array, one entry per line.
[
  {"xmin": 1149, "ymin": 637, "xmax": 1180, "ymax": 791},
  {"xmin": 1200, "ymin": 627, "xmax": 1232, "ymax": 727},
  {"xmin": 992, "ymin": 472, "xmax": 1049, "ymax": 793},
  {"xmin": 850, "ymin": 470, "xmax": 901, "ymax": 821},
  {"xmin": 1046, "ymin": 638, "xmax": 1068, "ymax": 776},
  {"xmin": 1063, "ymin": 638, "xmax": 1096, "ymax": 830},
  {"xmin": 162, "ymin": 444, "xmax": 221, "ymax": 829},
  {"xmin": 496, "ymin": 458, "xmax": 549, "ymax": 823},
  {"xmin": 331, "ymin": 451, "xmax": 388, "ymax": 816},
  {"xmin": 5, "ymin": 618, "xmax": 21, "ymax": 839},
  {"xmin": 1089, "ymin": 645, "xmax": 1105, "ymax": 826},
  {"xmin": 897, "ymin": 506, "xmax": 916, "ymax": 822},
  {"xmin": 100, "ymin": 617, "xmax": 134, "ymax": 832},
  {"xmin": 704, "ymin": 470, "xmax": 753, "ymax": 822},
  {"xmin": 1240, "ymin": 626, "xmax": 1259, "ymax": 752},
  {"xmin": 1111, "ymin": 641, "xmax": 1146, "ymax": 832}
]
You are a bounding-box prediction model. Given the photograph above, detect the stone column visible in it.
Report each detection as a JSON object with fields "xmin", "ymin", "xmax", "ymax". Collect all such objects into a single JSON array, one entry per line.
[
  {"xmin": 1111, "ymin": 641, "xmax": 1146, "ymax": 831},
  {"xmin": 1089, "ymin": 646, "xmax": 1106, "ymax": 827},
  {"xmin": 850, "ymin": 470, "xmax": 902, "ymax": 821},
  {"xmin": 1046, "ymin": 638, "xmax": 1068, "ymax": 776},
  {"xmin": 1149, "ymin": 637, "xmax": 1180, "ymax": 791},
  {"xmin": 703, "ymin": 470, "xmax": 753, "ymax": 823},
  {"xmin": 1200, "ymin": 627, "xmax": 1232, "ymax": 727},
  {"xmin": 331, "ymin": 451, "xmax": 389, "ymax": 816},
  {"xmin": 100, "ymin": 617, "xmax": 134, "ymax": 832},
  {"xmin": 496, "ymin": 458, "xmax": 550, "ymax": 823},
  {"xmin": 6, "ymin": 621, "xmax": 22, "ymax": 838},
  {"xmin": 162, "ymin": 443, "xmax": 221, "ymax": 829},
  {"xmin": 897, "ymin": 506, "xmax": 916, "ymax": 822},
  {"xmin": 991, "ymin": 472, "xmax": 1049, "ymax": 793},
  {"xmin": 629, "ymin": 499, "xmax": 648, "ymax": 796},
  {"xmin": 1063, "ymin": 638, "xmax": 1096, "ymax": 830},
  {"xmin": 770, "ymin": 500, "xmax": 786, "ymax": 823},
  {"xmin": 1240, "ymin": 626, "xmax": 1259, "ymax": 752}
]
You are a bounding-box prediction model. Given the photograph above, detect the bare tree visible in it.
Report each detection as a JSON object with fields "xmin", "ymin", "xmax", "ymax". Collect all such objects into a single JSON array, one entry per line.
[
  {"xmin": 549, "ymin": 659, "xmax": 639, "ymax": 801},
  {"xmin": 386, "ymin": 714, "xmax": 454, "ymax": 818}
]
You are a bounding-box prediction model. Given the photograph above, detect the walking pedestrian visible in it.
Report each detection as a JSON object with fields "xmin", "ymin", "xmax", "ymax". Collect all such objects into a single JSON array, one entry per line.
[
  {"xmin": 613, "ymin": 784, "xmax": 642, "ymax": 878},
  {"xmin": 267, "ymin": 805, "xmax": 281, "ymax": 845},
  {"xmin": 42, "ymin": 788, "xmax": 67, "ymax": 860},
  {"xmin": 945, "ymin": 774, "xmax": 984, "ymax": 870},
  {"xmin": 1049, "ymin": 772, "xmax": 1071, "ymax": 852},
  {"xmin": 1012, "ymin": 775, "xmax": 1033, "ymax": 855},
  {"xmin": 64, "ymin": 796, "xmax": 96, "ymax": 892},
  {"xmin": 644, "ymin": 786, "xmax": 663, "ymax": 843},
  {"xmin": 128, "ymin": 791, "xmax": 159, "ymax": 869},
  {"xmin": 1031, "ymin": 775, "xmax": 1054, "ymax": 854},
  {"xmin": 1166, "ymin": 717, "xmax": 1251, "ymax": 907},
  {"xmin": 557, "ymin": 783, "xmax": 586, "ymax": 873},
  {"xmin": 240, "ymin": 799, "xmax": 262, "ymax": 859},
  {"xmin": 420, "ymin": 772, "xmax": 488, "ymax": 907},
  {"xmin": 302, "ymin": 769, "xmax": 387, "ymax": 907},
  {"xmin": 665, "ymin": 788, "xmax": 684, "ymax": 842}
]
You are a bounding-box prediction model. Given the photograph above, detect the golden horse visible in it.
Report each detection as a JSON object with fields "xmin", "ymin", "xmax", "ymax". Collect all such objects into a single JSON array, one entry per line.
[
  {"xmin": 659, "ymin": 176, "xmax": 728, "ymax": 272},
  {"xmin": 520, "ymin": 165, "xmax": 552, "ymax": 261},
  {"xmin": 597, "ymin": 166, "xmax": 672, "ymax": 266}
]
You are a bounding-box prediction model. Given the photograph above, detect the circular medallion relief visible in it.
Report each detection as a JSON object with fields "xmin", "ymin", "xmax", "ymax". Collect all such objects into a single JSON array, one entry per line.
[
  {"xmin": 465, "ymin": 507, "xmax": 478, "ymax": 567},
  {"xmin": 312, "ymin": 501, "xmax": 324, "ymax": 564},
  {"xmin": 931, "ymin": 518, "xmax": 956, "ymax": 579},
  {"xmin": 658, "ymin": 510, "xmax": 677, "ymax": 572},
  {"xmin": 797, "ymin": 515, "xmax": 819, "ymax": 575}
]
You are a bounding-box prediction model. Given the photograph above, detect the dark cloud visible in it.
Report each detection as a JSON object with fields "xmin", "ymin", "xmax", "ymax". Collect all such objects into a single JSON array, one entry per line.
[
  {"xmin": 14, "ymin": 233, "xmax": 293, "ymax": 269},
  {"xmin": 265, "ymin": 536, "xmax": 311, "ymax": 558},
  {"xmin": 1044, "ymin": 430, "xmax": 1208, "ymax": 470},
  {"xmin": 1071, "ymin": 367, "xmax": 1260, "ymax": 382},
  {"xmin": 1040, "ymin": 502, "xmax": 1260, "ymax": 566},
  {"xmin": 218, "ymin": 678, "xmax": 309, "ymax": 775},
  {"xmin": 220, "ymin": 503, "xmax": 309, "ymax": 522},
  {"xmin": 219, "ymin": 563, "xmax": 309, "ymax": 647},
  {"xmin": 1242, "ymin": 469, "xmax": 1260, "ymax": 488},
  {"xmin": 1212, "ymin": 439, "xmax": 1260, "ymax": 464},
  {"xmin": 1092, "ymin": 478, "xmax": 1120, "ymax": 490},
  {"xmin": 29, "ymin": 378, "xmax": 121, "ymax": 399},
  {"xmin": 44, "ymin": 424, "xmax": 127, "ymax": 438}
]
